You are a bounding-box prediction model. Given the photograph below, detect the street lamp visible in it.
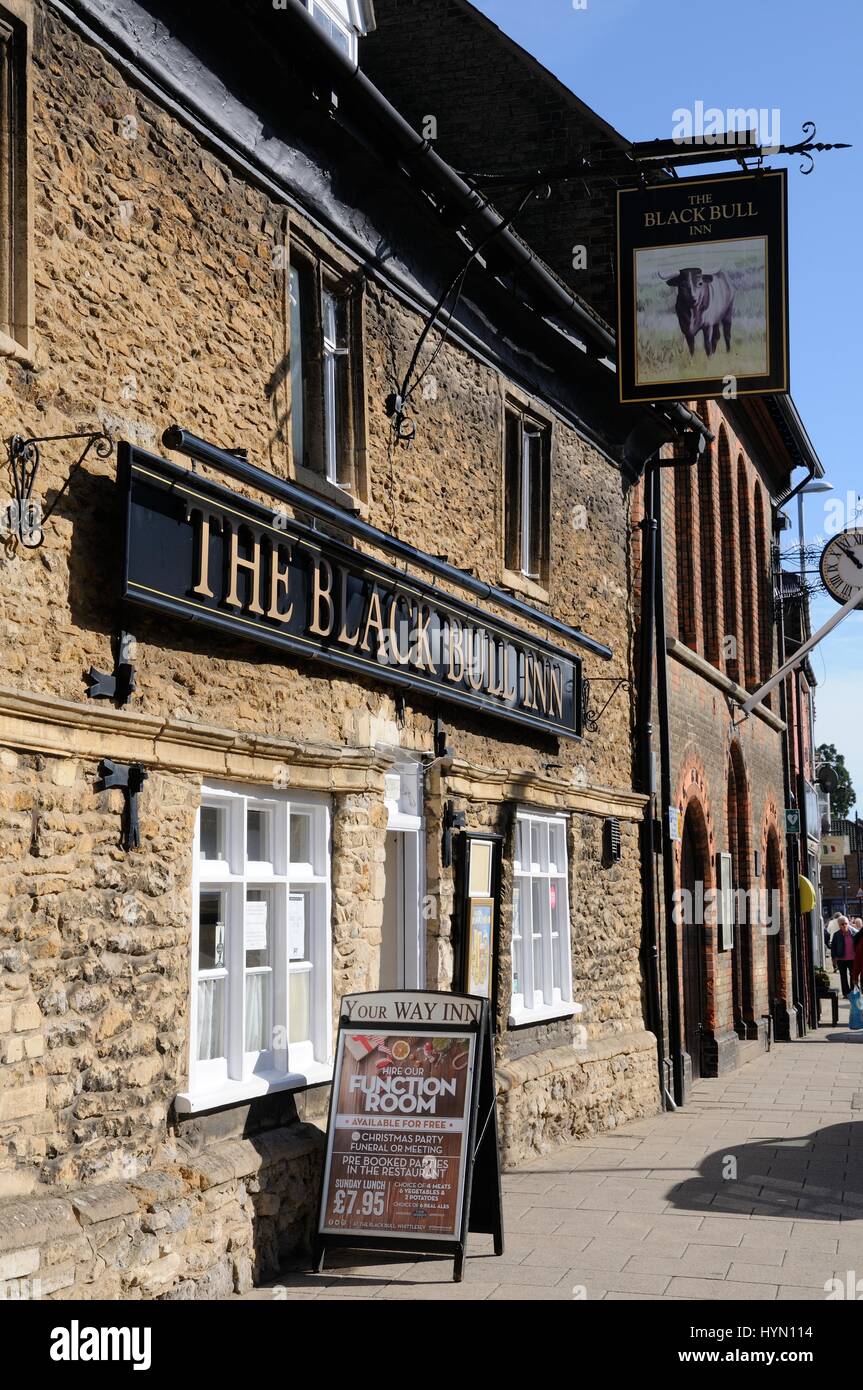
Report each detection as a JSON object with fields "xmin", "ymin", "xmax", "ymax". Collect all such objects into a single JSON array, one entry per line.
[{"xmin": 797, "ymin": 478, "xmax": 834, "ymax": 578}]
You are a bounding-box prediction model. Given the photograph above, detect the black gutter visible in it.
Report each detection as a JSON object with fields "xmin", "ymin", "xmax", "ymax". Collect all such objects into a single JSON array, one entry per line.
[
  {"xmin": 276, "ymin": 0, "xmax": 617, "ymax": 359},
  {"xmin": 654, "ymin": 461, "xmax": 685, "ymax": 1105},
  {"xmin": 794, "ymin": 666, "xmax": 818, "ymax": 1030},
  {"xmin": 162, "ymin": 427, "xmax": 612, "ymax": 660},
  {"xmin": 636, "ymin": 458, "xmax": 672, "ymax": 1108},
  {"xmin": 775, "ymin": 536, "xmax": 806, "ymax": 1038},
  {"xmin": 274, "ymin": 0, "xmax": 714, "ymax": 457}
]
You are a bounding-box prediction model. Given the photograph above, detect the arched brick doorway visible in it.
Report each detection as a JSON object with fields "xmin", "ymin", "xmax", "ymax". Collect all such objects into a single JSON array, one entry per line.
[{"xmin": 681, "ymin": 800, "xmax": 709, "ymax": 1079}]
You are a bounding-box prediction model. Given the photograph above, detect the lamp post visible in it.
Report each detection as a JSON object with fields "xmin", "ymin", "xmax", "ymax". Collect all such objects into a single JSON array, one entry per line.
[{"xmin": 797, "ymin": 478, "xmax": 834, "ymax": 578}]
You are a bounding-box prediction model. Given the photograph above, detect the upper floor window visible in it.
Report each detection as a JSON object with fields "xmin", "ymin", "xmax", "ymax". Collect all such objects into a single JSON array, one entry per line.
[
  {"xmin": 182, "ymin": 783, "xmax": 333, "ymax": 1112},
  {"xmin": 504, "ymin": 406, "xmax": 550, "ymax": 585},
  {"xmin": 0, "ymin": 3, "xmax": 31, "ymax": 358},
  {"xmin": 306, "ymin": 0, "xmax": 357, "ymax": 60},
  {"xmin": 289, "ymin": 243, "xmax": 365, "ymax": 499}
]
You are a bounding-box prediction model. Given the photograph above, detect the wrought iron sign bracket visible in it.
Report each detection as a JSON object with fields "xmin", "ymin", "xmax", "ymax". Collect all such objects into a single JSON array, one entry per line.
[
  {"xmin": 6, "ymin": 430, "xmax": 113, "ymax": 548},
  {"xmin": 583, "ymin": 677, "xmax": 632, "ymax": 734},
  {"xmin": 97, "ymin": 759, "xmax": 148, "ymax": 851},
  {"xmin": 442, "ymin": 800, "xmax": 466, "ymax": 869},
  {"xmin": 86, "ymin": 631, "xmax": 137, "ymax": 706}
]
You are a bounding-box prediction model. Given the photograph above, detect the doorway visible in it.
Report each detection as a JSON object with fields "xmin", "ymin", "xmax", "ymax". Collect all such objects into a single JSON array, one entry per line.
[
  {"xmin": 681, "ymin": 804, "xmax": 707, "ymax": 1080},
  {"xmin": 379, "ymin": 756, "xmax": 425, "ymax": 991}
]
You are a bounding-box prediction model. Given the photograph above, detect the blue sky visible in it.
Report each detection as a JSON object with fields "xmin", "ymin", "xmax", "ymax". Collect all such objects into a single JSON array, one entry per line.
[{"xmin": 473, "ymin": 0, "xmax": 863, "ymax": 806}]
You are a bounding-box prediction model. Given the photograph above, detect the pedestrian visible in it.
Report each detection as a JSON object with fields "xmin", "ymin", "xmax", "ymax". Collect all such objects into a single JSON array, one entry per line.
[
  {"xmin": 830, "ymin": 916, "xmax": 857, "ymax": 997},
  {"xmin": 852, "ymin": 927, "xmax": 863, "ymax": 992}
]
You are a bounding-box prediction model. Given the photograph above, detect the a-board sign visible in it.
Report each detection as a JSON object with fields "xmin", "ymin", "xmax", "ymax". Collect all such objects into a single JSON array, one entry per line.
[{"xmin": 314, "ymin": 990, "xmax": 503, "ymax": 1282}]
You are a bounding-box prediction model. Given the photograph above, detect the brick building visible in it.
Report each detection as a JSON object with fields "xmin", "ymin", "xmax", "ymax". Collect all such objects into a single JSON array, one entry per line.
[
  {"xmin": 643, "ymin": 401, "xmax": 822, "ymax": 1091},
  {"xmin": 365, "ymin": 0, "xmax": 824, "ymax": 1096},
  {"xmin": 821, "ymin": 819, "xmax": 863, "ymax": 919},
  {"xmin": 0, "ymin": 0, "xmax": 721, "ymax": 1298}
]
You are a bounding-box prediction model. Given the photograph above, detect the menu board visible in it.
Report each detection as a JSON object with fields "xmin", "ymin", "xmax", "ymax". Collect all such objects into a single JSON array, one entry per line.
[
  {"xmin": 321, "ymin": 1028, "xmax": 476, "ymax": 1240},
  {"xmin": 316, "ymin": 991, "xmax": 501, "ymax": 1278}
]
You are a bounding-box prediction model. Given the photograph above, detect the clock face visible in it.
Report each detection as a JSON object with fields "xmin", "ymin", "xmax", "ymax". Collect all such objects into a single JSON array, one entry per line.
[{"xmin": 820, "ymin": 529, "xmax": 863, "ymax": 604}]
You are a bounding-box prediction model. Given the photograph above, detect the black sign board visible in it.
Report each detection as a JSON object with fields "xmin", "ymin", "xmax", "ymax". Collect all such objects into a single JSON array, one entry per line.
[
  {"xmin": 314, "ymin": 990, "xmax": 503, "ymax": 1282},
  {"xmin": 119, "ymin": 444, "xmax": 582, "ymax": 740},
  {"xmin": 616, "ymin": 169, "xmax": 789, "ymax": 403}
]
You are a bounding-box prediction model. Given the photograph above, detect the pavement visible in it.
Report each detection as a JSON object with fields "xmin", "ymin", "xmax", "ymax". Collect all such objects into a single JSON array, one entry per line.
[{"xmin": 238, "ymin": 992, "xmax": 863, "ymax": 1302}]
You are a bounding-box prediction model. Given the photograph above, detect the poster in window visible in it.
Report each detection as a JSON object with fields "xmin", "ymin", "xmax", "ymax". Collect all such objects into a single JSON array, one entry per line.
[
  {"xmin": 465, "ymin": 897, "xmax": 495, "ymax": 1000},
  {"xmin": 616, "ymin": 169, "xmax": 788, "ymax": 403},
  {"xmin": 288, "ymin": 893, "xmax": 306, "ymax": 960},
  {"xmin": 320, "ymin": 1025, "xmax": 476, "ymax": 1240},
  {"xmin": 468, "ymin": 839, "xmax": 493, "ymax": 897}
]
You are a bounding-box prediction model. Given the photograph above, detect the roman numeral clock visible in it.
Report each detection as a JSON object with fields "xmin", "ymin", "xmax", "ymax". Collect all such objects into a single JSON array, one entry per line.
[{"xmin": 819, "ymin": 529, "xmax": 863, "ymax": 605}]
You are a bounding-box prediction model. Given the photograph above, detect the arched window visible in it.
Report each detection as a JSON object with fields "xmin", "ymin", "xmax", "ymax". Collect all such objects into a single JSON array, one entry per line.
[
  {"xmin": 717, "ymin": 427, "xmax": 739, "ymax": 682},
  {"xmin": 737, "ymin": 456, "xmax": 758, "ymax": 690},
  {"xmin": 674, "ymin": 450, "xmax": 698, "ymax": 651},
  {"xmin": 754, "ymin": 486, "xmax": 773, "ymax": 705}
]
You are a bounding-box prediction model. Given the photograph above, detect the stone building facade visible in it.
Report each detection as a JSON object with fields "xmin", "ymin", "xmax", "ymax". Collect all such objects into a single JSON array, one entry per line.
[{"xmin": 0, "ymin": 0, "xmax": 677, "ymax": 1299}]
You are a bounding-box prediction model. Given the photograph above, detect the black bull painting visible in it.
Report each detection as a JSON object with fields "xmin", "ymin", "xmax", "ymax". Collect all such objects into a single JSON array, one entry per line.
[{"xmin": 658, "ymin": 266, "xmax": 735, "ymax": 358}]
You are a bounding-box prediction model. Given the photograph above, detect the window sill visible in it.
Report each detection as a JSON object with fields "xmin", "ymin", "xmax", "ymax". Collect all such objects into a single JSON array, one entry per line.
[
  {"xmin": 0, "ymin": 329, "xmax": 35, "ymax": 369},
  {"xmin": 508, "ymin": 1001, "xmax": 583, "ymax": 1029},
  {"xmin": 501, "ymin": 568, "xmax": 549, "ymax": 604},
  {"xmin": 175, "ymin": 1060, "xmax": 333, "ymax": 1114},
  {"xmin": 292, "ymin": 463, "xmax": 366, "ymax": 518}
]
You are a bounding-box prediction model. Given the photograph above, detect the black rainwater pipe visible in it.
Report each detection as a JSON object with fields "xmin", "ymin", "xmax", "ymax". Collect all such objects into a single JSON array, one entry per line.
[
  {"xmin": 636, "ymin": 458, "xmax": 672, "ymax": 1109},
  {"xmin": 654, "ymin": 463, "xmax": 685, "ymax": 1107}
]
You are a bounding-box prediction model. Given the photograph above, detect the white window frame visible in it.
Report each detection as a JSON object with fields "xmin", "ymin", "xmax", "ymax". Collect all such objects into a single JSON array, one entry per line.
[
  {"xmin": 177, "ymin": 782, "xmax": 333, "ymax": 1114},
  {"xmin": 322, "ymin": 287, "xmax": 349, "ymax": 486},
  {"xmin": 510, "ymin": 810, "xmax": 580, "ymax": 1027},
  {"xmin": 519, "ymin": 421, "xmax": 543, "ymax": 580},
  {"xmin": 307, "ymin": 0, "xmax": 358, "ymax": 61}
]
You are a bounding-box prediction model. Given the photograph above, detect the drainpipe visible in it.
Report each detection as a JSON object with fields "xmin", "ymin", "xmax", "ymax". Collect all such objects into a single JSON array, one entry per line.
[
  {"xmin": 653, "ymin": 462, "xmax": 685, "ymax": 1106},
  {"xmin": 794, "ymin": 668, "xmax": 818, "ymax": 1028},
  {"xmin": 775, "ymin": 541, "xmax": 806, "ymax": 1038},
  {"xmin": 636, "ymin": 458, "xmax": 667, "ymax": 1106}
]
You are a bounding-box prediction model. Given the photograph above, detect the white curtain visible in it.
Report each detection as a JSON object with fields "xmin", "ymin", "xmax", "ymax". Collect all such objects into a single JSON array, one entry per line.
[
  {"xmin": 197, "ymin": 977, "xmax": 224, "ymax": 1061},
  {"xmin": 245, "ymin": 973, "xmax": 268, "ymax": 1053}
]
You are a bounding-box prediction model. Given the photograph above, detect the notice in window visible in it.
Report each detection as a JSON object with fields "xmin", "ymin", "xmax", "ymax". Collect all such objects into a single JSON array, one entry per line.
[
  {"xmin": 244, "ymin": 899, "xmax": 268, "ymax": 951},
  {"xmin": 288, "ymin": 893, "xmax": 305, "ymax": 960},
  {"xmin": 320, "ymin": 1031, "xmax": 476, "ymax": 1240}
]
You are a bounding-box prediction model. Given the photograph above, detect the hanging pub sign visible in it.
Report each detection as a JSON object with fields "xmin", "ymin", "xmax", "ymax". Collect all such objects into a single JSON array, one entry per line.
[
  {"xmin": 616, "ymin": 168, "xmax": 789, "ymax": 404},
  {"xmin": 314, "ymin": 991, "xmax": 503, "ymax": 1281},
  {"xmin": 119, "ymin": 444, "xmax": 582, "ymax": 741}
]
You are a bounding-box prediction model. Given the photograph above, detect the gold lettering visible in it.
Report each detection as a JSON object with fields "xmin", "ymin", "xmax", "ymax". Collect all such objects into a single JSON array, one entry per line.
[
  {"xmin": 533, "ymin": 657, "xmax": 548, "ymax": 713},
  {"xmin": 388, "ymin": 595, "xmax": 411, "ymax": 666},
  {"xmin": 522, "ymin": 653, "xmax": 534, "ymax": 709},
  {"xmin": 308, "ymin": 556, "xmax": 335, "ymax": 637},
  {"xmin": 548, "ymin": 663, "xmax": 563, "ymax": 721},
  {"xmin": 447, "ymin": 619, "xmax": 465, "ymax": 683},
  {"xmin": 225, "ymin": 523, "xmax": 264, "ymax": 614},
  {"xmin": 266, "ymin": 541, "xmax": 294, "ymax": 623},
  {"xmin": 337, "ymin": 566, "xmax": 360, "ymax": 647},
  {"xmin": 465, "ymin": 628, "xmax": 486, "ymax": 692},
  {"xmin": 504, "ymin": 646, "xmax": 518, "ymax": 700},
  {"xmin": 486, "ymin": 639, "xmax": 504, "ymax": 698},
  {"xmin": 189, "ymin": 509, "xmax": 221, "ymax": 598},
  {"xmin": 360, "ymin": 586, "xmax": 385, "ymax": 654},
  {"xmin": 411, "ymin": 603, "xmax": 435, "ymax": 673}
]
